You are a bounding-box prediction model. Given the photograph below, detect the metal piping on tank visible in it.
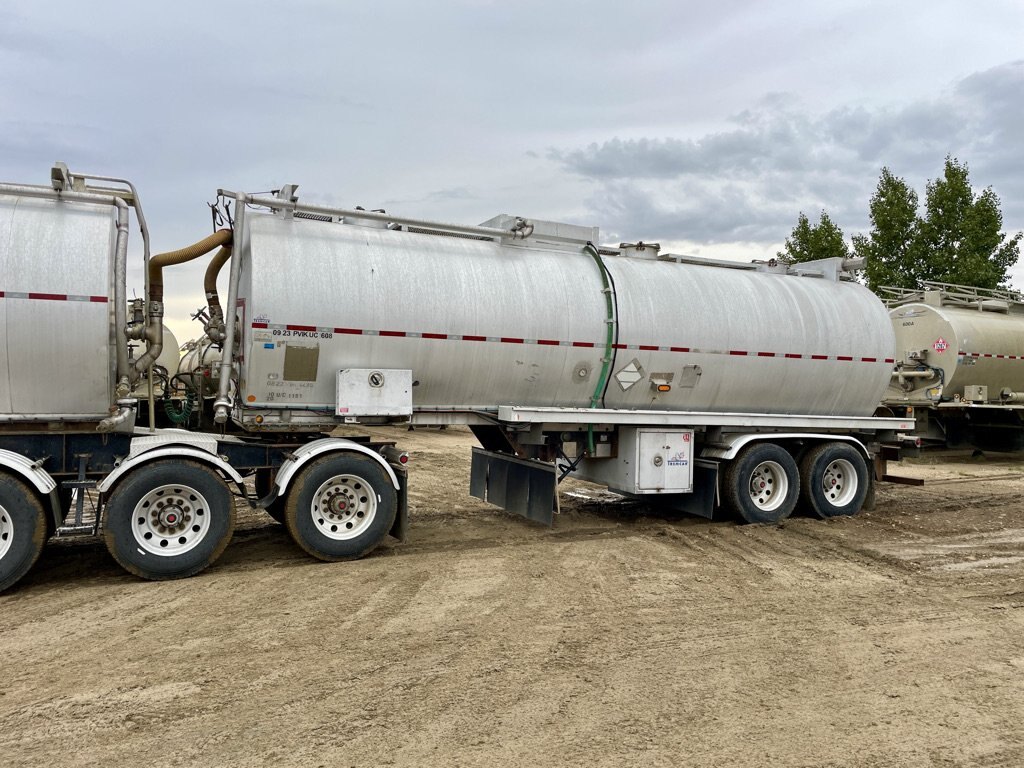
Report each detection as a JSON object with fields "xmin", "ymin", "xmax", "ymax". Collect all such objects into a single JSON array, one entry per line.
[
  {"xmin": 112, "ymin": 198, "xmax": 131, "ymax": 398},
  {"xmin": 131, "ymin": 229, "xmax": 233, "ymax": 377},
  {"xmin": 213, "ymin": 196, "xmax": 247, "ymax": 424}
]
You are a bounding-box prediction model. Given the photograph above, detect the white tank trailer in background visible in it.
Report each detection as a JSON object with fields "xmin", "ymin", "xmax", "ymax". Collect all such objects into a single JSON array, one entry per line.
[
  {"xmin": 0, "ymin": 163, "xmax": 915, "ymax": 592},
  {"xmin": 884, "ymin": 283, "xmax": 1024, "ymax": 451}
]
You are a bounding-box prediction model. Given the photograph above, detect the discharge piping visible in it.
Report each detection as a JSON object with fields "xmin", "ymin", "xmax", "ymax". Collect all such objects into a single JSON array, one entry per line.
[
  {"xmin": 112, "ymin": 198, "xmax": 131, "ymax": 397},
  {"xmin": 214, "ymin": 197, "xmax": 247, "ymax": 424}
]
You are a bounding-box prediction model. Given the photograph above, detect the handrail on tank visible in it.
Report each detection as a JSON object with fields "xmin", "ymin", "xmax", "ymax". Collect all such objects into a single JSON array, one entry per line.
[
  {"xmin": 217, "ymin": 188, "xmax": 528, "ymax": 241},
  {"xmin": 880, "ymin": 281, "xmax": 1024, "ymax": 309}
]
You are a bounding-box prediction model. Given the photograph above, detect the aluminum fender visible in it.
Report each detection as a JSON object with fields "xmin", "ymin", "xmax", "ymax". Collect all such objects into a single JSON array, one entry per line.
[
  {"xmin": 97, "ymin": 446, "xmax": 245, "ymax": 493},
  {"xmin": 274, "ymin": 438, "xmax": 400, "ymax": 496},
  {"xmin": 0, "ymin": 449, "xmax": 58, "ymax": 495},
  {"xmin": 700, "ymin": 433, "xmax": 869, "ymax": 462}
]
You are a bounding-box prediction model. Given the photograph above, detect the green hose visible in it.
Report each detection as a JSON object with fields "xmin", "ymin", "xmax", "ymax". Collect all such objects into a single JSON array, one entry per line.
[
  {"xmin": 583, "ymin": 243, "xmax": 617, "ymax": 454},
  {"xmin": 164, "ymin": 390, "xmax": 197, "ymax": 425}
]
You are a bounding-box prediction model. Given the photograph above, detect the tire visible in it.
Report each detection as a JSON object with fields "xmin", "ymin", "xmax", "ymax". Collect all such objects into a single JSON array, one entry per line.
[
  {"xmin": 0, "ymin": 475, "xmax": 48, "ymax": 593},
  {"xmin": 799, "ymin": 442, "xmax": 869, "ymax": 518},
  {"xmin": 723, "ymin": 443, "xmax": 800, "ymax": 524},
  {"xmin": 102, "ymin": 460, "xmax": 235, "ymax": 581},
  {"xmin": 284, "ymin": 454, "xmax": 397, "ymax": 562}
]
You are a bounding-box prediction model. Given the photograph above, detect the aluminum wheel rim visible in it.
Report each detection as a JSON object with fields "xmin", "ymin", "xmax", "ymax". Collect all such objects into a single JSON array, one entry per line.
[
  {"xmin": 0, "ymin": 506, "xmax": 12, "ymax": 560},
  {"xmin": 132, "ymin": 483, "xmax": 212, "ymax": 556},
  {"xmin": 311, "ymin": 474, "xmax": 377, "ymax": 541},
  {"xmin": 821, "ymin": 458, "xmax": 857, "ymax": 507},
  {"xmin": 748, "ymin": 461, "xmax": 788, "ymax": 512}
]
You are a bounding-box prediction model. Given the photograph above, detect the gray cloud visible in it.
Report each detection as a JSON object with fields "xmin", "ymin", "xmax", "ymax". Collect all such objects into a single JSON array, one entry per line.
[{"xmin": 549, "ymin": 61, "xmax": 1024, "ymax": 246}]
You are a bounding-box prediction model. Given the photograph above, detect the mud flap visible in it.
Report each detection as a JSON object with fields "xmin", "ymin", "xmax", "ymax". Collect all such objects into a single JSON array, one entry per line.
[
  {"xmin": 470, "ymin": 447, "xmax": 557, "ymax": 526},
  {"xmin": 389, "ymin": 463, "xmax": 409, "ymax": 542},
  {"xmin": 660, "ymin": 459, "xmax": 719, "ymax": 519}
]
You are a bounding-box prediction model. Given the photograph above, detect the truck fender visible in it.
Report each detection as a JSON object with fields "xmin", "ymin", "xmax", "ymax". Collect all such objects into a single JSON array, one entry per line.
[
  {"xmin": 700, "ymin": 433, "xmax": 869, "ymax": 462},
  {"xmin": 97, "ymin": 446, "xmax": 245, "ymax": 494},
  {"xmin": 0, "ymin": 449, "xmax": 58, "ymax": 495},
  {"xmin": 272, "ymin": 438, "xmax": 400, "ymax": 501}
]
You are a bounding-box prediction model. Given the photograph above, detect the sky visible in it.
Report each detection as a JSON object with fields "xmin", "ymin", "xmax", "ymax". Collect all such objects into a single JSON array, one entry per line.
[{"xmin": 2, "ymin": 0, "xmax": 1023, "ymax": 343}]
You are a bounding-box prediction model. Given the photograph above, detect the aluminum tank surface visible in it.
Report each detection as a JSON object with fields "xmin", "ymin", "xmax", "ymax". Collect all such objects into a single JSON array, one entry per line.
[
  {"xmin": 889, "ymin": 302, "xmax": 1024, "ymax": 400},
  {"xmin": 235, "ymin": 214, "xmax": 895, "ymax": 426},
  {"xmin": 0, "ymin": 195, "xmax": 115, "ymax": 419}
]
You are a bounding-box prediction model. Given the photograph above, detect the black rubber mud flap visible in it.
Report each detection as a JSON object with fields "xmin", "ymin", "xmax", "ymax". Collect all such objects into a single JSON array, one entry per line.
[{"xmin": 470, "ymin": 447, "xmax": 557, "ymax": 526}]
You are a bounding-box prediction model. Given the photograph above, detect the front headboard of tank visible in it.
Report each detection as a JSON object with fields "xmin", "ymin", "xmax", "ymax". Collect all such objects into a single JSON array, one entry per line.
[{"xmin": 0, "ymin": 184, "xmax": 119, "ymax": 423}]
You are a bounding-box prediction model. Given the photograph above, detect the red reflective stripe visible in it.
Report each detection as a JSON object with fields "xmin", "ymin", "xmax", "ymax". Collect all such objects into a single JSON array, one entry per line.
[
  {"xmin": 572, "ymin": 341, "xmax": 595, "ymax": 348},
  {"xmin": 612, "ymin": 343, "xmax": 627, "ymax": 350},
  {"xmin": 0, "ymin": 291, "xmax": 5, "ymax": 298},
  {"xmin": 757, "ymin": 351, "xmax": 775, "ymax": 357},
  {"xmin": 729, "ymin": 350, "xmax": 748, "ymax": 356},
  {"xmin": 422, "ymin": 332, "xmax": 447, "ymax": 339},
  {"xmin": 252, "ymin": 322, "xmax": 268, "ymax": 329},
  {"xmin": 537, "ymin": 339, "xmax": 559, "ymax": 346},
  {"xmin": 639, "ymin": 345, "xmax": 659, "ymax": 351},
  {"xmin": 670, "ymin": 346, "xmax": 690, "ymax": 353},
  {"xmin": 463, "ymin": 335, "xmax": 487, "ymax": 342},
  {"xmin": 837, "ymin": 355, "xmax": 854, "ymax": 361},
  {"xmin": 811, "ymin": 354, "xmax": 828, "ymax": 360},
  {"xmin": 785, "ymin": 353, "xmax": 802, "ymax": 359},
  {"xmin": 861, "ymin": 357, "xmax": 877, "ymax": 363},
  {"xmin": 500, "ymin": 337, "xmax": 525, "ymax": 344},
  {"xmin": 28, "ymin": 292, "xmax": 66, "ymax": 301},
  {"xmin": 378, "ymin": 330, "xmax": 406, "ymax": 337},
  {"xmin": 884, "ymin": 358, "xmax": 896, "ymax": 364},
  {"xmin": 334, "ymin": 327, "xmax": 362, "ymax": 335},
  {"xmin": 89, "ymin": 296, "xmax": 108, "ymax": 303}
]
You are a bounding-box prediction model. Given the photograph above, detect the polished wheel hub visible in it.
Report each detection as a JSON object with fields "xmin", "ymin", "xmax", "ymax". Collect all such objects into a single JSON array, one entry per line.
[
  {"xmin": 821, "ymin": 459, "xmax": 857, "ymax": 506},
  {"xmin": 132, "ymin": 484, "xmax": 211, "ymax": 555},
  {"xmin": 748, "ymin": 461, "xmax": 788, "ymax": 511},
  {"xmin": 311, "ymin": 474, "xmax": 377, "ymax": 541},
  {"xmin": 0, "ymin": 506, "xmax": 12, "ymax": 560}
]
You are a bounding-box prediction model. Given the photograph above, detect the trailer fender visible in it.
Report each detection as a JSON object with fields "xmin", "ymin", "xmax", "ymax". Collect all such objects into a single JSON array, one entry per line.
[
  {"xmin": 0, "ymin": 449, "xmax": 58, "ymax": 495},
  {"xmin": 272, "ymin": 438, "xmax": 400, "ymax": 499},
  {"xmin": 700, "ymin": 433, "xmax": 870, "ymax": 462},
  {"xmin": 97, "ymin": 446, "xmax": 245, "ymax": 494}
]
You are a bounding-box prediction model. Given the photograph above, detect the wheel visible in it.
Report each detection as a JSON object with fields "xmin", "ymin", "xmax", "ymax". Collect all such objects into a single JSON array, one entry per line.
[
  {"xmin": 284, "ymin": 454, "xmax": 397, "ymax": 562},
  {"xmin": 0, "ymin": 475, "xmax": 48, "ymax": 593},
  {"xmin": 723, "ymin": 443, "xmax": 800, "ymax": 524},
  {"xmin": 102, "ymin": 460, "xmax": 235, "ymax": 580},
  {"xmin": 799, "ymin": 442, "xmax": 869, "ymax": 518}
]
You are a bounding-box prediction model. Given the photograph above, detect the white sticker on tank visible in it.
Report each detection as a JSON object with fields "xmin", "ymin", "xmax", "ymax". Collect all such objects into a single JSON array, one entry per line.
[{"xmin": 615, "ymin": 359, "xmax": 644, "ymax": 391}]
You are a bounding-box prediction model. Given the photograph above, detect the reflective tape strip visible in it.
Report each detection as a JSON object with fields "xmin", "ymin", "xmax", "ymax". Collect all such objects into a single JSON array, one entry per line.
[
  {"xmin": 251, "ymin": 322, "xmax": 894, "ymax": 364},
  {"xmin": 0, "ymin": 290, "xmax": 108, "ymax": 303}
]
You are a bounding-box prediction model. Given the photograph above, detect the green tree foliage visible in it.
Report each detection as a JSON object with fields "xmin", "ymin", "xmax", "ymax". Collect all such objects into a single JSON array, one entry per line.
[
  {"xmin": 856, "ymin": 157, "xmax": 1021, "ymax": 291},
  {"xmin": 777, "ymin": 210, "xmax": 850, "ymax": 264},
  {"xmin": 778, "ymin": 157, "xmax": 1021, "ymax": 293}
]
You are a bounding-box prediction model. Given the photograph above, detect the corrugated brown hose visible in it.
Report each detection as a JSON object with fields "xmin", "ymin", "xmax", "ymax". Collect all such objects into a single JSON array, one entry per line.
[{"xmin": 149, "ymin": 229, "xmax": 233, "ymax": 302}]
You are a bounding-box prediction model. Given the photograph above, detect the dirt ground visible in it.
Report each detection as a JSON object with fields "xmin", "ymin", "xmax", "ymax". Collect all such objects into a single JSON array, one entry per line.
[{"xmin": 2, "ymin": 426, "xmax": 1024, "ymax": 767}]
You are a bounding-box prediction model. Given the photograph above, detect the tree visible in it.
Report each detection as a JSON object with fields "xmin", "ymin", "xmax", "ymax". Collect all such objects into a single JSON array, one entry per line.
[
  {"xmin": 857, "ymin": 157, "xmax": 1021, "ymax": 292},
  {"xmin": 777, "ymin": 210, "xmax": 850, "ymax": 264},
  {"xmin": 854, "ymin": 168, "xmax": 919, "ymax": 290}
]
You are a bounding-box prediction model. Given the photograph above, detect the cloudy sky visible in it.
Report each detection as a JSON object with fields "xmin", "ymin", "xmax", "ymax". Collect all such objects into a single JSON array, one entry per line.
[{"xmin": 2, "ymin": 0, "xmax": 1022, "ymax": 342}]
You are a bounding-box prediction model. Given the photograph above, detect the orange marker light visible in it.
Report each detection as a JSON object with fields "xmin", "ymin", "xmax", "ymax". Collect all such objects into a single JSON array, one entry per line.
[{"xmin": 657, "ymin": 384, "xmax": 672, "ymax": 392}]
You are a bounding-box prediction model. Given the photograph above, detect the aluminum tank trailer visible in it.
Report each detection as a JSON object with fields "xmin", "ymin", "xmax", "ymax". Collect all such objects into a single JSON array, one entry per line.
[
  {"xmin": 883, "ymin": 282, "xmax": 1024, "ymax": 451},
  {"xmin": 210, "ymin": 185, "xmax": 913, "ymax": 530}
]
